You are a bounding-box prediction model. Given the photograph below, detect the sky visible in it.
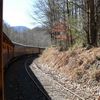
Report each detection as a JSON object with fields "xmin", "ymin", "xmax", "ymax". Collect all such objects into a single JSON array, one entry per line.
[{"xmin": 3, "ymin": 0, "xmax": 39, "ymax": 29}]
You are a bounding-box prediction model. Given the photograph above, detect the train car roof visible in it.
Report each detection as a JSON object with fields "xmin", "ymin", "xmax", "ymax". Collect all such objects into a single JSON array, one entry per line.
[{"xmin": 13, "ymin": 41, "xmax": 45, "ymax": 49}]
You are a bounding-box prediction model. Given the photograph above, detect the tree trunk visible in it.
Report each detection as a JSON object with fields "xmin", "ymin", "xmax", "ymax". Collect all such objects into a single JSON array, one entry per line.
[{"xmin": 89, "ymin": 0, "xmax": 97, "ymax": 46}]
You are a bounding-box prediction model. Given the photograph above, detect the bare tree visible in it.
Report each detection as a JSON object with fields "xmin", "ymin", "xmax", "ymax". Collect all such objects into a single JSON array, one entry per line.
[{"xmin": 32, "ymin": 0, "xmax": 100, "ymax": 48}]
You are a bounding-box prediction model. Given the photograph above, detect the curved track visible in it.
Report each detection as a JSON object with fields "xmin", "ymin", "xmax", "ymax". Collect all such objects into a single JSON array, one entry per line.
[{"xmin": 4, "ymin": 54, "xmax": 51, "ymax": 100}]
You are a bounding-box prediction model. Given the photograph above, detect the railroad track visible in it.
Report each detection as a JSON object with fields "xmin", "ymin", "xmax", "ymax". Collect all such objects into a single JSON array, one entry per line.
[
  {"xmin": 4, "ymin": 54, "xmax": 51, "ymax": 100},
  {"xmin": 5, "ymin": 54, "xmax": 99, "ymax": 100},
  {"xmin": 31, "ymin": 61, "xmax": 86, "ymax": 100},
  {"xmin": 25, "ymin": 57, "xmax": 51, "ymax": 100}
]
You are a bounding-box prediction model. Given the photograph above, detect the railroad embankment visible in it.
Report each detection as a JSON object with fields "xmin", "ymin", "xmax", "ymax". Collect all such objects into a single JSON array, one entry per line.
[{"xmin": 31, "ymin": 46, "xmax": 100, "ymax": 100}]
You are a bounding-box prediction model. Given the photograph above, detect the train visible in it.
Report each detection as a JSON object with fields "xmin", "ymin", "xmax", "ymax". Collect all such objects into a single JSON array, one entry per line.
[
  {"xmin": 3, "ymin": 32, "xmax": 45, "ymax": 66},
  {"xmin": 13, "ymin": 42, "xmax": 45, "ymax": 57},
  {"xmin": 3, "ymin": 32, "xmax": 14, "ymax": 66}
]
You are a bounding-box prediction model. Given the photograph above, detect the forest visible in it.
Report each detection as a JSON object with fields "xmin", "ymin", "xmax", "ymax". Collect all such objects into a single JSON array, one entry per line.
[{"xmin": 34, "ymin": 0, "xmax": 100, "ymax": 50}]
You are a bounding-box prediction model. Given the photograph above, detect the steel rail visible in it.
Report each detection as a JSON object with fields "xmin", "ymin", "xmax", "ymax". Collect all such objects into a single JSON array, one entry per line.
[
  {"xmin": 34, "ymin": 61, "xmax": 85, "ymax": 100},
  {"xmin": 5, "ymin": 54, "xmax": 50, "ymax": 100},
  {"xmin": 25, "ymin": 57, "xmax": 51, "ymax": 100}
]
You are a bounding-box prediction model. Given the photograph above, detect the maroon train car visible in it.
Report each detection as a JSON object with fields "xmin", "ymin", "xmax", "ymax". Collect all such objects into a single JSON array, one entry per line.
[
  {"xmin": 3, "ymin": 32, "xmax": 14, "ymax": 66},
  {"xmin": 14, "ymin": 42, "xmax": 45, "ymax": 57}
]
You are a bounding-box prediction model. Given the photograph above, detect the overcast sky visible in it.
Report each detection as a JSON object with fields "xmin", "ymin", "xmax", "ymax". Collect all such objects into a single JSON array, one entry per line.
[{"xmin": 3, "ymin": 0, "xmax": 38, "ymax": 29}]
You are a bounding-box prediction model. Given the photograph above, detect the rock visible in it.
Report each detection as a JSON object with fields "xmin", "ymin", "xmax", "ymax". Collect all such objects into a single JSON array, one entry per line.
[
  {"xmin": 95, "ymin": 60, "xmax": 100, "ymax": 69},
  {"xmin": 96, "ymin": 56, "xmax": 100, "ymax": 60},
  {"xmin": 83, "ymin": 64, "xmax": 91, "ymax": 69}
]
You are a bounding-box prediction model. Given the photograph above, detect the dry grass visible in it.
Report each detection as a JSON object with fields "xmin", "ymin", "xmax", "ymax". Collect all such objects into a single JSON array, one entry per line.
[
  {"xmin": 38, "ymin": 46, "xmax": 100, "ymax": 83},
  {"xmin": 90, "ymin": 68, "xmax": 100, "ymax": 82}
]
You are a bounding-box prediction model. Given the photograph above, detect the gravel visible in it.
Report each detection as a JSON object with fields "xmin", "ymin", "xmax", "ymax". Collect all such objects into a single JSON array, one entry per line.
[{"xmin": 30, "ymin": 60, "xmax": 100, "ymax": 100}]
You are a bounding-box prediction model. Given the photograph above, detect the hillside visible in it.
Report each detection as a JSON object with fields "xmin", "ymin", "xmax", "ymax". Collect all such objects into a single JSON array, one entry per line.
[
  {"xmin": 36, "ymin": 47, "xmax": 100, "ymax": 99},
  {"xmin": 3, "ymin": 23, "xmax": 51, "ymax": 47},
  {"xmin": 38, "ymin": 47, "xmax": 100, "ymax": 83}
]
